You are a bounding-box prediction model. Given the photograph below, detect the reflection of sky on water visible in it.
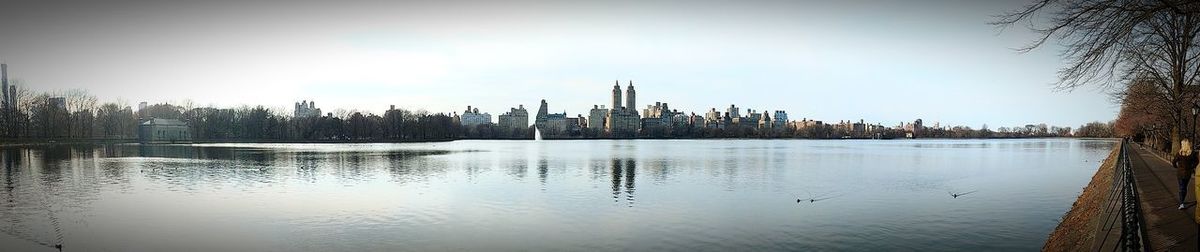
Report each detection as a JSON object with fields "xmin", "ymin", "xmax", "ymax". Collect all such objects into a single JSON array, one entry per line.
[{"xmin": 0, "ymin": 139, "xmax": 1115, "ymax": 251}]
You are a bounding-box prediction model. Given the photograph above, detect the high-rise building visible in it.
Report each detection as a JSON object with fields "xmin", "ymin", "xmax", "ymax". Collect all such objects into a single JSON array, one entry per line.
[
  {"xmin": 689, "ymin": 113, "xmax": 705, "ymax": 128},
  {"xmin": 1, "ymin": 64, "xmax": 8, "ymax": 109},
  {"xmin": 138, "ymin": 102, "xmax": 148, "ymax": 112},
  {"xmin": 460, "ymin": 106, "xmax": 493, "ymax": 126},
  {"xmin": 605, "ymin": 81, "xmax": 641, "ymax": 137},
  {"xmin": 642, "ymin": 101, "xmax": 678, "ymax": 130},
  {"xmin": 625, "ymin": 81, "xmax": 636, "ymax": 110},
  {"xmin": 0, "ymin": 64, "xmax": 17, "ymax": 111},
  {"xmin": 534, "ymin": 99, "xmax": 568, "ymax": 136},
  {"xmin": 611, "ymin": 81, "xmax": 622, "ymax": 110},
  {"xmin": 566, "ymin": 114, "xmax": 585, "ymax": 135},
  {"xmin": 498, "ymin": 105, "xmax": 530, "ymax": 132},
  {"xmin": 643, "ymin": 102, "xmax": 671, "ymax": 119},
  {"xmin": 6, "ymin": 86, "xmax": 14, "ymax": 110},
  {"xmin": 705, "ymin": 108, "xmax": 722, "ymax": 128},
  {"xmin": 588, "ymin": 105, "xmax": 607, "ymax": 130},
  {"xmin": 294, "ymin": 100, "xmax": 322, "ymax": 118},
  {"xmin": 745, "ymin": 109, "xmax": 761, "ymax": 125},
  {"xmin": 759, "ymin": 110, "xmax": 772, "ymax": 129},
  {"xmin": 726, "ymin": 104, "xmax": 740, "ymax": 120},
  {"xmin": 773, "ymin": 110, "xmax": 788, "ymax": 128}
]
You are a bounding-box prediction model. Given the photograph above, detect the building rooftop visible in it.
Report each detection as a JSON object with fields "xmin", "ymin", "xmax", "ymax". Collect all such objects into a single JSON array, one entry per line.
[{"xmin": 141, "ymin": 118, "xmax": 188, "ymax": 126}]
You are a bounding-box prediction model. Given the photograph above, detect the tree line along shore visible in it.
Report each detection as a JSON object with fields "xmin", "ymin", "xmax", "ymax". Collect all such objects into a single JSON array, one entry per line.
[{"xmin": 0, "ymin": 89, "xmax": 1115, "ymax": 144}]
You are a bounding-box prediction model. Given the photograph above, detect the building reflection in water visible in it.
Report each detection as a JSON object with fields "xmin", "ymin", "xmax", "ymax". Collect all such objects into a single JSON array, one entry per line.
[
  {"xmin": 384, "ymin": 152, "xmax": 448, "ymax": 185},
  {"xmin": 3, "ymin": 148, "xmax": 19, "ymax": 203},
  {"xmin": 610, "ymin": 158, "xmax": 636, "ymax": 207},
  {"xmin": 538, "ymin": 158, "xmax": 548, "ymax": 187},
  {"xmin": 509, "ymin": 157, "xmax": 528, "ymax": 181},
  {"xmin": 462, "ymin": 156, "xmax": 485, "ymax": 182},
  {"xmin": 295, "ymin": 153, "xmax": 321, "ymax": 183},
  {"xmin": 589, "ymin": 159, "xmax": 606, "ymax": 181}
]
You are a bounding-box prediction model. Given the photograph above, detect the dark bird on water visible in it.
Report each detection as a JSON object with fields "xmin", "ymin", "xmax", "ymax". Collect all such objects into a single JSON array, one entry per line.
[
  {"xmin": 949, "ymin": 190, "xmax": 978, "ymax": 198},
  {"xmin": 797, "ymin": 192, "xmax": 839, "ymax": 203}
]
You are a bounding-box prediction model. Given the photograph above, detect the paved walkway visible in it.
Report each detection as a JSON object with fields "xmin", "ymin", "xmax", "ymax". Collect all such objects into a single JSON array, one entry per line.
[{"xmin": 1129, "ymin": 144, "xmax": 1198, "ymax": 251}]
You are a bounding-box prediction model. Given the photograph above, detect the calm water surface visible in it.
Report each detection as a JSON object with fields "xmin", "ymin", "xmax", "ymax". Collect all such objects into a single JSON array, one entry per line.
[{"xmin": 0, "ymin": 139, "xmax": 1114, "ymax": 251}]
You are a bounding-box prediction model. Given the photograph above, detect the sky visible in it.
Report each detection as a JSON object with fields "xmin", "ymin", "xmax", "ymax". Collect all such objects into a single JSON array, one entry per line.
[{"xmin": 0, "ymin": 0, "xmax": 1117, "ymax": 128}]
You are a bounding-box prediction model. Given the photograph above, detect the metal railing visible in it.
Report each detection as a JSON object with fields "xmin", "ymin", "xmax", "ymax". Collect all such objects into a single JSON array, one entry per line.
[{"xmin": 1097, "ymin": 140, "xmax": 1151, "ymax": 251}]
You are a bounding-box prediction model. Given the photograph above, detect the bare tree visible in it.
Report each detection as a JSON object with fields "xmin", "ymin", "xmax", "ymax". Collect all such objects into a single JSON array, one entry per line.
[
  {"xmin": 65, "ymin": 89, "xmax": 97, "ymax": 114},
  {"xmin": 995, "ymin": 0, "xmax": 1200, "ymax": 152}
]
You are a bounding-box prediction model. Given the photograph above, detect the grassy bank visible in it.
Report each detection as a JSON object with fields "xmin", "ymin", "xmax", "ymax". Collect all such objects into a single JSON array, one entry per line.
[{"xmin": 1042, "ymin": 144, "xmax": 1120, "ymax": 251}]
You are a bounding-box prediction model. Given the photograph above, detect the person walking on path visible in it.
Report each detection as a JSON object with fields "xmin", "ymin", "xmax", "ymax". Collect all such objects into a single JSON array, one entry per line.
[{"xmin": 1174, "ymin": 139, "xmax": 1197, "ymax": 210}]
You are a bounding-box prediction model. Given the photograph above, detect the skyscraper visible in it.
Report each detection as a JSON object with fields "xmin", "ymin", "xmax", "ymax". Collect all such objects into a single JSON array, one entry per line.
[
  {"xmin": 1, "ymin": 64, "xmax": 9, "ymax": 110},
  {"xmin": 611, "ymin": 81, "xmax": 622, "ymax": 109},
  {"xmin": 625, "ymin": 81, "xmax": 636, "ymax": 110},
  {"xmin": 6, "ymin": 86, "xmax": 13, "ymax": 110},
  {"xmin": 605, "ymin": 80, "xmax": 641, "ymax": 137}
]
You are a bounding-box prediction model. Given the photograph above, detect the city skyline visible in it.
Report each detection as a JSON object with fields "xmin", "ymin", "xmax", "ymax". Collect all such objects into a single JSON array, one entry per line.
[{"xmin": 0, "ymin": 0, "xmax": 1115, "ymax": 128}]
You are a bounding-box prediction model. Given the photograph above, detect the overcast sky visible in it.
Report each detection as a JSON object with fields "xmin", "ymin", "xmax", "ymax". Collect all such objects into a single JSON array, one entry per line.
[{"xmin": 0, "ymin": 0, "xmax": 1116, "ymax": 128}]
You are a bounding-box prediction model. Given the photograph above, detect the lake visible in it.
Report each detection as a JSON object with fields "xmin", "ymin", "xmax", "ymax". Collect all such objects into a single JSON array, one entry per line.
[{"xmin": 0, "ymin": 139, "xmax": 1115, "ymax": 251}]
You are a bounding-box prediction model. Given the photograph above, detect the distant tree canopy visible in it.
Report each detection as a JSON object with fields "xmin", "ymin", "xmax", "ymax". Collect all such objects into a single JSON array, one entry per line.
[
  {"xmin": 0, "ymin": 90, "xmax": 1087, "ymax": 142},
  {"xmin": 0, "ymin": 90, "xmax": 459, "ymax": 142},
  {"xmin": 1076, "ymin": 121, "xmax": 1116, "ymax": 138}
]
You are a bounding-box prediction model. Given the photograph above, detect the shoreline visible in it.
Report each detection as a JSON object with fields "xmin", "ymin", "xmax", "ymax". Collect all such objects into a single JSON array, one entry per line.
[
  {"xmin": 1042, "ymin": 143, "xmax": 1120, "ymax": 251},
  {"xmin": 0, "ymin": 137, "xmax": 1117, "ymax": 147}
]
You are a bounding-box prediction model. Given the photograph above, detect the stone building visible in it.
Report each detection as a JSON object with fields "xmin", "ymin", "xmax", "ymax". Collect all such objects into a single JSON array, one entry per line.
[
  {"xmin": 745, "ymin": 109, "xmax": 762, "ymax": 127},
  {"xmin": 534, "ymin": 99, "xmax": 568, "ymax": 136},
  {"xmin": 567, "ymin": 114, "xmax": 586, "ymax": 135},
  {"xmin": 588, "ymin": 105, "xmax": 608, "ymax": 130},
  {"xmin": 643, "ymin": 102, "xmax": 667, "ymax": 118},
  {"xmin": 460, "ymin": 106, "xmax": 493, "ymax": 127},
  {"xmin": 294, "ymin": 100, "xmax": 322, "ymax": 118},
  {"xmin": 903, "ymin": 119, "xmax": 924, "ymax": 138},
  {"xmin": 605, "ymin": 81, "xmax": 641, "ymax": 138},
  {"xmin": 642, "ymin": 101, "xmax": 684, "ymax": 131},
  {"xmin": 138, "ymin": 118, "xmax": 192, "ymax": 143},
  {"xmin": 705, "ymin": 108, "xmax": 722, "ymax": 128},
  {"xmin": 773, "ymin": 110, "xmax": 788, "ymax": 128},
  {"xmin": 725, "ymin": 104, "xmax": 740, "ymax": 120},
  {"xmin": 498, "ymin": 105, "xmax": 529, "ymax": 131},
  {"xmin": 759, "ymin": 110, "xmax": 772, "ymax": 129},
  {"xmin": 794, "ymin": 118, "xmax": 823, "ymax": 129},
  {"xmin": 688, "ymin": 113, "xmax": 705, "ymax": 129}
]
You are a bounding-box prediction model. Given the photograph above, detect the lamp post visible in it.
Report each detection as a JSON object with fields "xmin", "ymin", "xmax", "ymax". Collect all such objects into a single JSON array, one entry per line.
[{"xmin": 1192, "ymin": 105, "xmax": 1199, "ymax": 148}]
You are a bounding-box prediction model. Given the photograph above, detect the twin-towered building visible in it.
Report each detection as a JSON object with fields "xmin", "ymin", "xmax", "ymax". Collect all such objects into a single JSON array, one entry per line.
[
  {"xmin": 535, "ymin": 80, "xmax": 643, "ymax": 138},
  {"xmin": 476, "ymin": 79, "xmax": 796, "ymax": 138},
  {"xmin": 603, "ymin": 81, "xmax": 642, "ymax": 137}
]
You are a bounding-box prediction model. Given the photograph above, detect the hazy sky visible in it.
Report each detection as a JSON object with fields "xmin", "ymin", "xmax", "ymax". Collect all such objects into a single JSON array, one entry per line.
[{"xmin": 0, "ymin": 0, "xmax": 1116, "ymax": 128}]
